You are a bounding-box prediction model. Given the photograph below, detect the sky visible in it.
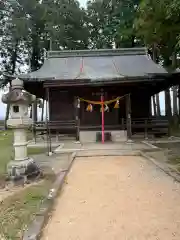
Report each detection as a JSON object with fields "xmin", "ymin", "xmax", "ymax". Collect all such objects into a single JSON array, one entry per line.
[
  {"xmin": 0, "ymin": 0, "xmax": 167, "ymax": 119},
  {"xmin": 79, "ymin": 0, "xmax": 87, "ymax": 7}
]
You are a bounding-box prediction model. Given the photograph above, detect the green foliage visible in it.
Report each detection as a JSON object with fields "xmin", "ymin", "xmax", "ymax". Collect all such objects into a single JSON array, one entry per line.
[
  {"xmin": 1, "ymin": 0, "xmax": 180, "ymax": 81},
  {"xmin": 43, "ymin": 0, "xmax": 89, "ymax": 50},
  {"xmin": 135, "ymin": 0, "xmax": 180, "ymax": 67},
  {"xmin": 87, "ymin": 0, "xmax": 141, "ymax": 48},
  {"xmin": 0, "ymin": 0, "xmax": 89, "ymax": 82}
]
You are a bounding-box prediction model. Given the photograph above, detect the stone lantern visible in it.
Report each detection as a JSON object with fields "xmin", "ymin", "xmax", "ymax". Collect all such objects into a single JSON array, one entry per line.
[{"xmin": 2, "ymin": 78, "xmax": 40, "ymax": 180}]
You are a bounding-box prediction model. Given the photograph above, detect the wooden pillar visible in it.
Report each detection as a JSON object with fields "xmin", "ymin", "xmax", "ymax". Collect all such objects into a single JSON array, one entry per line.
[
  {"xmin": 46, "ymin": 87, "xmax": 52, "ymax": 153},
  {"xmin": 156, "ymin": 94, "xmax": 161, "ymax": 116},
  {"xmin": 144, "ymin": 119, "xmax": 148, "ymax": 139},
  {"xmin": 126, "ymin": 94, "xmax": 132, "ymax": 140},
  {"xmin": 121, "ymin": 118, "xmax": 125, "ymax": 130},
  {"xmin": 41, "ymin": 99, "xmax": 45, "ymax": 121},
  {"xmin": 152, "ymin": 95, "xmax": 157, "ymax": 116},
  {"xmin": 149, "ymin": 97, "xmax": 152, "ymax": 117},
  {"xmin": 32, "ymin": 100, "xmax": 37, "ymax": 123}
]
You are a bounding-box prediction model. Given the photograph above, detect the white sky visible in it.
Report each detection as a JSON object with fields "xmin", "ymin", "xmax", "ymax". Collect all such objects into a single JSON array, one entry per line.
[{"xmin": 79, "ymin": 0, "xmax": 87, "ymax": 7}]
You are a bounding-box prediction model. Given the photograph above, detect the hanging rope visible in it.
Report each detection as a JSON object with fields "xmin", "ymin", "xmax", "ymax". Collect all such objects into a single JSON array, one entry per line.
[
  {"xmin": 114, "ymin": 99, "xmax": 119, "ymax": 109},
  {"xmin": 78, "ymin": 93, "xmax": 129, "ymax": 105}
]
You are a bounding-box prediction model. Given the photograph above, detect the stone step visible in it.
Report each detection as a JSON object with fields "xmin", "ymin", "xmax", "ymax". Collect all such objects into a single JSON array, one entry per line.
[{"xmin": 80, "ymin": 130, "xmax": 127, "ymax": 143}]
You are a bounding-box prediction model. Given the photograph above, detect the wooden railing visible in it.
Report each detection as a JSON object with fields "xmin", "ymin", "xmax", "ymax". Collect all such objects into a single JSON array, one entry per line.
[
  {"xmin": 33, "ymin": 117, "xmax": 169, "ymax": 137},
  {"xmin": 33, "ymin": 120, "xmax": 78, "ymax": 140},
  {"xmin": 130, "ymin": 118, "xmax": 168, "ymax": 129},
  {"xmin": 34, "ymin": 120, "xmax": 76, "ymax": 131},
  {"xmin": 130, "ymin": 118, "xmax": 169, "ymax": 137}
]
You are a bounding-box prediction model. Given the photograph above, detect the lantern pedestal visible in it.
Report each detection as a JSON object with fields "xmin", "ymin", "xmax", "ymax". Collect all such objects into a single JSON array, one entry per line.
[{"xmin": 7, "ymin": 119, "xmax": 39, "ymax": 179}]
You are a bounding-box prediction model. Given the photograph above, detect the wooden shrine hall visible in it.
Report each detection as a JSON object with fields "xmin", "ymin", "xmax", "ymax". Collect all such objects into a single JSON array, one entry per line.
[{"xmin": 15, "ymin": 48, "xmax": 179, "ymax": 142}]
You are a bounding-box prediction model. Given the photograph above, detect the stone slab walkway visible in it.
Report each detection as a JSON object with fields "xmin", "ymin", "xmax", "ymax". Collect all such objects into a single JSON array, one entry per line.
[
  {"xmin": 42, "ymin": 156, "xmax": 180, "ymax": 240},
  {"xmin": 54, "ymin": 141, "xmax": 150, "ymax": 153}
]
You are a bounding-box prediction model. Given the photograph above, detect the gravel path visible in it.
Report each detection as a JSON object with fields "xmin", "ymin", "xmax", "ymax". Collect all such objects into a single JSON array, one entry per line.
[{"xmin": 42, "ymin": 156, "xmax": 180, "ymax": 240}]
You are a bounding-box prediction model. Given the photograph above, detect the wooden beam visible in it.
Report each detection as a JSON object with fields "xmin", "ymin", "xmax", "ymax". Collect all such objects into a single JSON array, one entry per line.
[
  {"xmin": 46, "ymin": 87, "xmax": 52, "ymax": 153},
  {"xmin": 32, "ymin": 100, "xmax": 37, "ymax": 123},
  {"xmin": 75, "ymin": 97, "xmax": 80, "ymax": 141},
  {"xmin": 126, "ymin": 94, "xmax": 132, "ymax": 140}
]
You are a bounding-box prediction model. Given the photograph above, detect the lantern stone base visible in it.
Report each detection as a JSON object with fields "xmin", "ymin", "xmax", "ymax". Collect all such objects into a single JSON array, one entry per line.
[{"xmin": 7, "ymin": 158, "xmax": 40, "ymax": 181}]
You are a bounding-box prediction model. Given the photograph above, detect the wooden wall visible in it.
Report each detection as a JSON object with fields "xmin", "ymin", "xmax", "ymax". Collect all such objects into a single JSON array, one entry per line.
[
  {"xmin": 131, "ymin": 91, "xmax": 150, "ymax": 118},
  {"xmin": 49, "ymin": 88, "xmax": 74, "ymax": 121},
  {"xmin": 49, "ymin": 86, "xmax": 151, "ymax": 124}
]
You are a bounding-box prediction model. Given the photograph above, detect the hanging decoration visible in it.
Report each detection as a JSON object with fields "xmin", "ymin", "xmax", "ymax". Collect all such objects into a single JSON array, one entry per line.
[
  {"xmin": 114, "ymin": 99, "xmax": 119, "ymax": 109},
  {"xmin": 105, "ymin": 104, "xmax": 109, "ymax": 112},
  {"xmin": 78, "ymin": 94, "xmax": 129, "ymax": 111},
  {"xmin": 78, "ymin": 93, "xmax": 130, "ymax": 144},
  {"xmin": 77, "ymin": 98, "xmax": 80, "ymax": 109},
  {"xmin": 86, "ymin": 103, "xmax": 93, "ymax": 112},
  {"xmin": 100, "ymin": 104, "xmax": 109, "ymax": 112},
  {"xmin": 78, "ymin": 95, "xmax": 127, "ymax": 105}
]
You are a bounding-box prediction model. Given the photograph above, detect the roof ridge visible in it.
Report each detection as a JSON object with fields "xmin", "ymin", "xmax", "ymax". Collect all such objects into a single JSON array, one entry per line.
[{"xmin": 47, "ymin": 48, "xmax": 146, "ymax": 58}]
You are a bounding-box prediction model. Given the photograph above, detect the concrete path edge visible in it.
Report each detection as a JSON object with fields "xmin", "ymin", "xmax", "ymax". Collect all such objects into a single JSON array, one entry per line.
[
  {"xmin": 140, "ymin": 151, "xmax": 180, "ymax": 183},
  {"xmin": 23, "ymin": 152, "xmax": 77, "ymax": 240}
]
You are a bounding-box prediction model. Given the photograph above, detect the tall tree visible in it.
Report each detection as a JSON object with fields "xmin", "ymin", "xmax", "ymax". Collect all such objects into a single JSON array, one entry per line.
[
  {"xmin": 135, "ymin": 0, "xmax": 180, "ymax": 126},
  {"xmin": 87, "ymin": 0, "xmax": 141, "ymax": 49},
  {"xmin": 43, "ymin": 0, "xmax": 89, "ymax": 51}
]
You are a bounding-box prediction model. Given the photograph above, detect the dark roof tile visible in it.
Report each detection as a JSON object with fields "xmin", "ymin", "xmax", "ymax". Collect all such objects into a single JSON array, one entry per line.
[{"xmin": 18, "ymin": 48, "xmax": 167, "ymax": 82}]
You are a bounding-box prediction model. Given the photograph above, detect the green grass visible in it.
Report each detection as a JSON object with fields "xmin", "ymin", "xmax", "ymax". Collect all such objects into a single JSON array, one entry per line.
[
  {"xmin": 28, "ymin": 147, "xmax": 47, "ymax": 155},
  {"xmin": 0, "ymin": 130, "xmax": 47, "ymax": 178},
  {"xmin": 0, "ymin": 179, "xmax": 53, "ymax": 239},
  {"xmin": 0, "ymin": 130, "xmax": 55, "ymax": 239},
  {"xmin": 168, "ymin": 157, "xmax": 180, "ymax": 165},
  {"xmin": 0, "ymin": 131, "xmax": 14, "ymax": 176}
]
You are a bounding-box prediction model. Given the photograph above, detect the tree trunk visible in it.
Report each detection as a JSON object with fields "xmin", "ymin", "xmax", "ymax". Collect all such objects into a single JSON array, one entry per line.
[
  {"xmin": 152, "ymin": 95, "xmax": 157, "ymax": 116},
  {"xmin": 131, "ymin": 35, "xmax": 135, "ymax": 47},
  {"xmin": 152, "ymin": 44, "xmax": 161, "ymax": 117},
  {"xmin": 4, "ymin": 40, "xmax": 18, "ymax": 129},
  {"xmin": 172, "ymin": 52, "xmax": 178, "ymax": 128},
  {"xmin": 165, "ymin": 88, "xmax": 172, "ymax": 136},
  {"xmin": 172, "ymin": 86, "xmax": 178, "ymax": 128},
  {"xmin": 173, "ymin": 86, "xmax": 178, "ymax": 115},
  {"xmin": 31, "ymin": 32, "xmax": 41, "ymax": 71},
  {"xmin": 4, "ymin": 99, "xmax": 11, "ymax": 130},
  {"xmin": 156, "ymin": 94, "xmax": 161, "ymax": 116},
  {"xmin": 4, "ymin": 82, "xmax": 12, "ymax": 130},
  {"xmin": 165, "ymin": 89, "xmax": 172, "ymax": 117}
]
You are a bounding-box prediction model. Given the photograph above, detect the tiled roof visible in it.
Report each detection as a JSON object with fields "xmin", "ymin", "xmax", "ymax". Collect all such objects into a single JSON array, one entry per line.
[{"xmin": 18, "ymin": 48, "xmax": 167, "ymax": 82}]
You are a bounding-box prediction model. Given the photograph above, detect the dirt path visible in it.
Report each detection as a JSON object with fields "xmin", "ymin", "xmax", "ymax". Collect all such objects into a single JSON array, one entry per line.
[{"xmin": 42, "ymin": 156, "xmax": 180, "ymax": 240}]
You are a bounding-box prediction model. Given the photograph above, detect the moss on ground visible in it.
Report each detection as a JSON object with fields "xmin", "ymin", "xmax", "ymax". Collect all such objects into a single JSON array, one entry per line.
[
  {"xmin": 0, "ymin": 179, "xmax": 53, "ymax": 239},
  {"xmin": 0, "ymin": 130, "xmax": 54, "ymax": 239},
  {"xmin": 168, "ymin": 157, "xmax": 180, "ymax": 165}
]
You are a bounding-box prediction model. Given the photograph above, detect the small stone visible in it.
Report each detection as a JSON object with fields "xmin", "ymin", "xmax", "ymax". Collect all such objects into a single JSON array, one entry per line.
[{"xmin": 5, "ymin": 185, "xmax": 9, "ymax": 191}]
